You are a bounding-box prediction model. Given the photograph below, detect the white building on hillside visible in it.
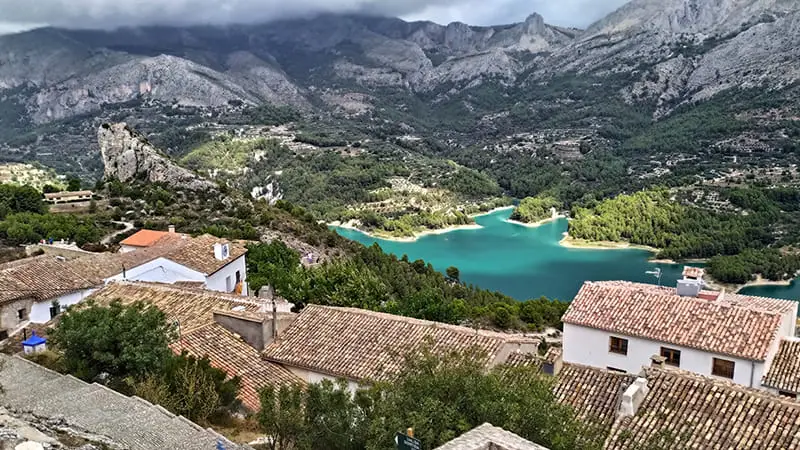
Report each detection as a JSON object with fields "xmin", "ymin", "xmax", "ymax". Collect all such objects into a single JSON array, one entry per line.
[
  {"xmin": 562, "ymin": 269, "xmax": 797, "ymax": 389},
  {"xmin": 0, "ymin": 233, "xmax": 249, "ymax": 327}
]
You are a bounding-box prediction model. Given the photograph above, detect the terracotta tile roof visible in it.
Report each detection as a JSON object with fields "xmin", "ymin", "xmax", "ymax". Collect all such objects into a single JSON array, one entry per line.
[
  {"xmin": 62, "ymin": 242, "xmax": 184, "ymax": 282},
  {"xmin": 263, "ymin": 305, "xmax": 537, "ymax": 382},
  {"xmin": 89, "ymin": 282, "xmax": 267, "ymax": 333},
  {"xmin": 62, "ymin": 233, "xmax": 245, "ymax": 281},
  {"xmin": 434, "ymin": 423, "xmax": 549, "ymax": 450},
  {"xmin": 682, "ymin": 266, "xmax": 705, "ymax": 278},
  {"xmin": 554, "ymin": 364, "xmax": 635, "ymax": 427},
  {"xmin": 160, "ymin": 234, "xmax": 248, "ymax": 275},
  {"xmin": 120, "ymin": 230, "xmax": 171, "ymax": 247},
  {"xmin": 0, "ymin": 256, "xmax": 98, "ymax": 305},
  {"xmin": 762, "ymin": 338, "xmax": 800, "ymax": 394},
  {"xmin": 172, "ymin": 323, "xmax": 304, "ymax": 411},
  {"xmin": 563, "ymin": 281, "xmax": 787, "ymax": 361},
  {"xmin": 503, "ymin": 353, "xmax": 635, "ymax": 427},
  {"xmin": 605, "ymin": 367, "xmax": 800, "ymax": 450}
]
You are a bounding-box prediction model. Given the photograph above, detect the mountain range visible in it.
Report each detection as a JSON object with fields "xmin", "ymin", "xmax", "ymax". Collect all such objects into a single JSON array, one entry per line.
[{"xmin": 0, "ymin": 0, "xmax": 798, "ymax": 181}]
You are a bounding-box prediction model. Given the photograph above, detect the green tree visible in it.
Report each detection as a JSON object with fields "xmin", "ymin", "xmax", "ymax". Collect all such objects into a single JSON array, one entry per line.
[
  {"xmin": 445, "ymin": 266, "xmax": 460, "ymax": 283},
  {"xmin": 66, "ymin": 177, "xmax": 82, "ymax": 191},
  {"xmin": 258, "ymin": 384, "xmax": 309, "ymax": 450},
  {"xmin": 132, "ymin": 352, "xmax": 241, "ymax": 423},
  {"xmin": 49, "ymin": 300, "xmax": 177, "ymax": 382},
  {"xmin": 247, "ymin": 241, "xmax": 302, "ymax": 295},
  {"xmin": 256, "ymin": 345, "xmax": 594, "ymax": 450},
  {"xmin": 365, "ymin": 345, "xmax": 593, "ymax": 450},
  {"xmin": 0, "ymin": 184, "xmax": 45, "ymax": 219}
]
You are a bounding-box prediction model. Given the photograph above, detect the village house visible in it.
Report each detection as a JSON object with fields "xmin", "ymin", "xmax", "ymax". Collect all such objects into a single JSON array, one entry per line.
[
  {"xmin": 90, "ymin": 282, "xmax": 299, "ymax": 411},
  {"xmin": 106, "ymin": 233, "xmax": 249, "ymax": 295},
  {"xmin": 261, "ymin": 305, "xmax": 540, "ymax": 392},
  {"xmin": 43, "ymin": 190, "xmax": 93, "ymax": 204},
  {"xmin": 0, "ymin": 255, "xmax": 99, "ymax": 333},
  {"xmin": 761, "ymin": 337, "xmax": 800, "ymax": 399},
  {"xmin": 561, "ymin": 268, "xmax": 797, "ymax": 389},
  {"xmin": 0, "ymin": 233, "xmax": 249, "ymax": 329},
  {"xmin": 74, "ymin": 282, "xmax": 800, "ymax": 448}
]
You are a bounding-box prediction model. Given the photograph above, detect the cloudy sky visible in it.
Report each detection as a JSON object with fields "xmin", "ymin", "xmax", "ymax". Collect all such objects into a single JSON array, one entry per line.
[{"xmin": 0, "ymin": 0, "xmax": 629, "ymax": 34}]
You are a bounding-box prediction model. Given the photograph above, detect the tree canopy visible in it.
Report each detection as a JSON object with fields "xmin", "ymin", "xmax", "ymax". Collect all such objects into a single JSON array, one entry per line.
[
  {"xmin": 246, "ymin": 240, "xmax": 568, "ymax": 331},
  {"xmin": 50, "ymin": 300, "xmax": 177, "ymax": 382},
  {"xmin": 258, "ymin": 345, "xmax": 598, "ymax": 450}
]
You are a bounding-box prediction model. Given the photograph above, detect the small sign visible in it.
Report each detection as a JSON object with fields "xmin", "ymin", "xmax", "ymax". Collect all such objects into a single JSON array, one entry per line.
[{"xmin": 395, "ymin": 432, "xmax": 421, "ymax": 450}]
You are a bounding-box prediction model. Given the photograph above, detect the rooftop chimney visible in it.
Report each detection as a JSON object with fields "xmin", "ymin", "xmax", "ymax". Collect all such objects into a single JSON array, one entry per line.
[
  {"xmin": 650, "ymin": 354, "xmax": 666, "ymax": 368},
  {"xmin": 213, "ymin": 243, "xmax": 230, "ymax": 261},
  {"xmin": 676, "ymin": 279, "xmax": 703, "ymax": 297},
  {"xmin": 541, "ymin": 347, "xmax": 564, "ymax": 376},
  {"xmin": 618, "ymin": 377, "xmax": 649, "ymax": 419},
  {"xmin": 168, "ymin": 225, "xmax": 175, "ymax": 233}
]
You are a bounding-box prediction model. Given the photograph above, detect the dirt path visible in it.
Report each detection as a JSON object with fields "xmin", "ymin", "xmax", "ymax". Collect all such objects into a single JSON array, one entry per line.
[{"xmin": 101, "ymin": 221, "xmax": 134, "ymax": 245}]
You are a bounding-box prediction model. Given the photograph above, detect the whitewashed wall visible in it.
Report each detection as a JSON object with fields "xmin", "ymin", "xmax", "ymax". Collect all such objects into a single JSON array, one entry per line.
[
  {"xmin": 205, "ymin": 256, "xmax": 247, "ymax": 294},
  {"xmin": 284, "ymin": 366, "xmax": 361, "ymax": 393},
  {"xmin": 563, "ymin": 323, "xmax": 768, "ymax": 388},
  {"xmin": 30, "ymin": 288, "xmax": 98, "ymax": 323},
  {"xmin": 105, "ymin": 257, "xmax": 206, "ymax": 285}
]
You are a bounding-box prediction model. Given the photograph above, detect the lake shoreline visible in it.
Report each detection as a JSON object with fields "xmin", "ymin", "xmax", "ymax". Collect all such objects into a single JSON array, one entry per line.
[
  {"xmin": 506, "ymin": 215, "xmax": 566, "ymax": 229},
  {"xmin": 558, "ymin": 233, "xmax": 660, "ymax": 253},
  {"xmin": 702, "ymin": 274, "xmax": 795, "ymax": 294},
  {"xmin": 329, "ymin": 206, "xmax": 513, "ymax": 243}
]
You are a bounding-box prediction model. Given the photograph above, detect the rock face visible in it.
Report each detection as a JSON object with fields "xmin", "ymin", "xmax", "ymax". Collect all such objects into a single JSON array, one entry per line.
[
  {"xmin": 98, "ymin": 123, "xmax": 217, "ymax": 192},
  {"xmin": 0, "ymin": 0, "xmax": 798, "ymax": 132}
]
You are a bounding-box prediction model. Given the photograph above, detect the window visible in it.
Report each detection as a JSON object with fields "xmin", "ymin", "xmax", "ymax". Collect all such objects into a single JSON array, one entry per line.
[
  {"xmin": 712, "ymin": 358, "xmax": 735, "ymax": 379},
  {"xmin": 609, "ymin": 336, "xmax": 628, "ymax": 355},
  {"xmin": 660, "ymin": 347, "xmax": 681, "ymax": 367},
  {"xmin": 235, "ymin": 270, "xmax": 241, "ymax": 284},
  {"xmin": 17, "ymin": 308, "xmax": 27, "ymax": 321},
  {"xmin": 225, "ymin": 275, "xmax": 233, "ymax": 292}
]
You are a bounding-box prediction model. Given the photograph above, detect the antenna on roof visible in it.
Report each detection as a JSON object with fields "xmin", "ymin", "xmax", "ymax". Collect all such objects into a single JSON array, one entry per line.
[{"xmin": 645, "ymin": 268, "xmax": 662, "ymax": 287}]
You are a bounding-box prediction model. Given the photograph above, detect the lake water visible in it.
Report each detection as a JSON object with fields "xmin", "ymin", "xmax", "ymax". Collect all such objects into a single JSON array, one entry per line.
[
  {"xmin": 740, "ymin": 282, "xmax": 800, "ymax": 301},
  {"xmin": 334, "ymin": 208, "xmax": 692, "ymax": 301}
]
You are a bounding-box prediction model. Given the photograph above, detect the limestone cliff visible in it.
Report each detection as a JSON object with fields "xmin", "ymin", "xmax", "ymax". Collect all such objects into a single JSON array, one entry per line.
[{"xmin": 98, "ymin": 123, "xmax": 217, "ymax": 192}]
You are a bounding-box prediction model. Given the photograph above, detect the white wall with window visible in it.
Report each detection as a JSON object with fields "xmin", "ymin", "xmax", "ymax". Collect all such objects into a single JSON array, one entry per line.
[
  {"xmin": 29, "ymin": 288, "xmax": 99, "ymax": 324},
  {"xmin": 563, "ymin": 323, "xmax": 767, "ymax": 388},
  {"xmin": 205, "ymin": 255, "xmax": 247, "ymax": 295}
]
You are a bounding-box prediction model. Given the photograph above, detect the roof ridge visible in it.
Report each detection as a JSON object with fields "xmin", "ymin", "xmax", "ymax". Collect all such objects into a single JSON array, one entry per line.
[
  {"xmin": 647, "ymin": 366, "xmax": 800, "ymax": 408},
  {"xmin": 110, "ymin": 281, "xmax": 263, "ymax": 305},
  {"xmin": 309, "ymin": 305, "xmax": 533, "ymax": 342},
  {"xmin": 586, "ymin": 280, "xmax": 788, "ymax": 317}
]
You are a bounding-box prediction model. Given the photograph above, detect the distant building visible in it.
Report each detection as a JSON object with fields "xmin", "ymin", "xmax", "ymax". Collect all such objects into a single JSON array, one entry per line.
[
  {"xmin": 561, "ymin": 270, "xmax": 797, "ymax": 389},
  {"xmin": 262, "ymin": 305, "xmax": 540, "ymax": 392},
  {"xmin": 43, "ymin": 190, "xmax": 93, "ymax": 204}
]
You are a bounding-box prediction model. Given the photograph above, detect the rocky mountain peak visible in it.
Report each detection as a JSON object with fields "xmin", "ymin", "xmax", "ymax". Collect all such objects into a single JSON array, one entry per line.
[
  {"xmin": 98, "ymin": 123, "xmax": 217, "ymax": 192},
  {"xmin": 523, "ymin": 13, "xmax": 547, "ymax": 35}
]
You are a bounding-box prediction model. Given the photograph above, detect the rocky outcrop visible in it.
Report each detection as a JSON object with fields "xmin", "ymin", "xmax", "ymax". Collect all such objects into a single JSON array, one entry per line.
[{"xmin": 98, "ymin": 123, "xmax": 217, "ymax": 192}]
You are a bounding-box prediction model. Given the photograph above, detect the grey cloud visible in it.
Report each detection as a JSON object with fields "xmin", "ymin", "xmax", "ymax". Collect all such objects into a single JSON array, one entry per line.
[{"xmin": 0, "ymin": 0, "xmax": 630, "ymax": 30}]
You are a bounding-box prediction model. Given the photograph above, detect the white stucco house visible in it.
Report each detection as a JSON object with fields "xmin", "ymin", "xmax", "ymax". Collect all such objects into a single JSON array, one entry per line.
[
  {"xmin": 105, "ymin": 233, "xmax": 249, "ymax": 295},
  {"xmin": 0, "ymin": 232, "xmax": 249, "ymax": 327},
  {"xmin": 562, "ymin": 269, "xmax": 797, "ymax": 390}
]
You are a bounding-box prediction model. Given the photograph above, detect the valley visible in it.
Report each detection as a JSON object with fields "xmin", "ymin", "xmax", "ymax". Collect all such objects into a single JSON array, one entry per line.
[{"xmin": 1, "ymin": 0, "xmax": 800, "ymax": 294}]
